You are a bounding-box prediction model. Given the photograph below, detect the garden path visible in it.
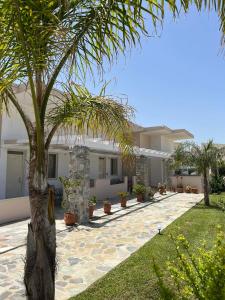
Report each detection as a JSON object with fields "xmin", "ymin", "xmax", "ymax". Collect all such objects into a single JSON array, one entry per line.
[{"xmin": 0, "ymin": 192, "xmax": 203, "ymax": 300}]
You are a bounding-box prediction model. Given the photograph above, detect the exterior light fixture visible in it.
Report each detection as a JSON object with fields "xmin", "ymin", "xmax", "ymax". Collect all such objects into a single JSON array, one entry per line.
[{"xmin": 157, "ymin": 224, "xmax": 162, "ymax": 235}]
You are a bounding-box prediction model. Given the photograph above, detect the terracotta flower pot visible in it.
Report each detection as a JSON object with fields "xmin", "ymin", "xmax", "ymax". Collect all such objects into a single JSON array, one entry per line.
[
  {"xmin": 158, "ymin": 187, "xmax": 166, "ymax": 195},
  {"xmin": 177, "ymin": 187, "xmax": 184, "ymax": 193},
  {"xmin": 120, "ymin": 198, "xmax": 127, "ymax": 208},
  {"xmin": 191, "ymin": 188, "xmax": 198, "ymax": 194},
  {"xmin": 88, "ymin": 205, "xmax": 96, "ymax": 219},
  {"xmin": 137, "ymin": 194, "xmax": 144, "ymax": 202},
  {"xmin": 104, "ymin": 203, "xmax": 112, "ymax": 214},
  {"xmin": 64, "ymin": 212, "xmax": 77, "ymax": 226}
]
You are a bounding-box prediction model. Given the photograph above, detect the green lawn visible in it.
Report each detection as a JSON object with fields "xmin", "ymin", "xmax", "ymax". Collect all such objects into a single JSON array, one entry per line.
[{"xmin": 70, "ymin": 194, "xmax": 225, "ymax": 300}]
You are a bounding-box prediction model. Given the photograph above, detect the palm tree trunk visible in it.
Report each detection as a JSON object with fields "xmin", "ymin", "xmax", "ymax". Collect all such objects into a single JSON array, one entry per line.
[
  {"xmin": 203, "ymin": 170, "xmax": 210, "ymax": 206},
  {"xmin": 24, "ymin": 147, "xmax": 56, "ymax": 300}
]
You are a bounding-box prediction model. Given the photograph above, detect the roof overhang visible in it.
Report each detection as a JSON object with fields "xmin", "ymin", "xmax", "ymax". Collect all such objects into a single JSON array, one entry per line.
[
  {"xmin": 2, "ymin": 136, "xmax": 171, "ymax": 159},
  {"xmin": 135, "ymin": 126, "xmax": 193, "ymax": 140},
  {"xmin": 165, "ymin": 129, "xmax": 194, "ymax": 140}
]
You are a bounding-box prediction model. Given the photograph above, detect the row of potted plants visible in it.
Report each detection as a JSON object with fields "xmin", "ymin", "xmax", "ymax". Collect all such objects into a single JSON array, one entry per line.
[
  {"xmin": 174, "ymin": 184, "xmax": 198, "ymax": 193},
  {"xmin": 102, "ymin": 185, "xmax": 157, "ymax": 215},
  {"xmin": 61, "ymin": 179, "xmax": 158, "ymax": 226},
  {"xmin": 64, "ymin": 195, "xmax": 97, "ymax": 226}
]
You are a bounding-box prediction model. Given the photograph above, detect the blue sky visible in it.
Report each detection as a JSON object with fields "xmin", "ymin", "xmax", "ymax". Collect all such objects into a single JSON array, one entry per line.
[{"xmin": 88, "ymin": 7, "xmax": 225, "ymax": 144}]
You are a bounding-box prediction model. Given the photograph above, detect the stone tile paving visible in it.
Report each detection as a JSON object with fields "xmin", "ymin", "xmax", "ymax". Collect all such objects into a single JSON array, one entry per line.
[{"xmin": 0, "ymin": 192, "xmax": 203, "ymax": 300}]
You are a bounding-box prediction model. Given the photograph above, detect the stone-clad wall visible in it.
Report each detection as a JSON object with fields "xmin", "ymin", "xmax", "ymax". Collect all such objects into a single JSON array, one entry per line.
[
  {"xmin": 135, "ymin": 155, "xmax": 150, "ymax": 186},
  {"xmin": 69, "ymin": 146, "xmax": 90, "ymax": 223}
]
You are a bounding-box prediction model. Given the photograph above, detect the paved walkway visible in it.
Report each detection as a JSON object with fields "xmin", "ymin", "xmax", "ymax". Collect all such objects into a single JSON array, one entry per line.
[{"xmin": 0, "ymin": 192, "xmax": 203, "ymax": 300}]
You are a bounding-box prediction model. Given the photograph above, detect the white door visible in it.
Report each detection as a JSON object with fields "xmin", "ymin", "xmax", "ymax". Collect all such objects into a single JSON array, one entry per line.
[{"xmin": 6, "ymin": 151, "xmax": 24, "ymax": 198}]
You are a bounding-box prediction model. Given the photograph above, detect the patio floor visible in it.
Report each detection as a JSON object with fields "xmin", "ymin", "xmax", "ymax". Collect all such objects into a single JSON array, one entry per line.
[{"xmin": 0, "ymin": 192, "xmax": 203, "ymax": 300}]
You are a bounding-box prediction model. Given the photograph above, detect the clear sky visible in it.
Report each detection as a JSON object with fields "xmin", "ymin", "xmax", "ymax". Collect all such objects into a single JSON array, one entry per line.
[{"xmin": 88, "ymin": 7, "xmax": 225, "ymax": 144}]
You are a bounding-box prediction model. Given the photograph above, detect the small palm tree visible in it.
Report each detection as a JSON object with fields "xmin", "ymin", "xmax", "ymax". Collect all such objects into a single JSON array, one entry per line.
[{"xmin": 170, "ymin": 141, "xmax": 225, "ymax": 206}]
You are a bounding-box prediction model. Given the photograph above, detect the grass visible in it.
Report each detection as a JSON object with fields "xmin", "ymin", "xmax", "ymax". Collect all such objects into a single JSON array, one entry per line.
[{"xmin": 70, "ymin": 194, "xmax": 225, "ymax": 300}]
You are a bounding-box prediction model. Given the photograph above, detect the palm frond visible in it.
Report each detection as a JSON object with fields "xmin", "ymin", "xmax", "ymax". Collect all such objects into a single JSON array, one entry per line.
[
  {"xmin": 0, "ymin": 89, "xmax": 10, "ymax": 115},
  {"xmin": 46, "ymin": 84, "xmax": 135, "ymax": 156}
]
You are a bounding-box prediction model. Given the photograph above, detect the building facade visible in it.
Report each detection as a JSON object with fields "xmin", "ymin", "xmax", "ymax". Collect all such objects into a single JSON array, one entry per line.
[{"xmin": 0, "ymin": 86, "xmax": 194, "ymax": 202}]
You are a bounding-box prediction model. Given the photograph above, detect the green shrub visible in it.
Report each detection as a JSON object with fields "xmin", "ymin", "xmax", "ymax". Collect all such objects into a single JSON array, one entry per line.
[
  {"xmin": 118, "ymin": 192, "xmax": 129, "ymax": 198},
  {"xmin": 89, "ymin": 196, "xmax": 97, "ymax": 206},
  {"xmin": 154, "ymin": 231, "xmax": 225, "ymax": 300},
  {"xmin": 133, "ymin": 184, "xmax": 146, "ymax": 195},
  {"xmin": 216, "ymin": 198, "xmax": 225, "ymax": 212},
  {"xmin": 210, "ymin": 175, "xmax": 225, "ymax": 194}
]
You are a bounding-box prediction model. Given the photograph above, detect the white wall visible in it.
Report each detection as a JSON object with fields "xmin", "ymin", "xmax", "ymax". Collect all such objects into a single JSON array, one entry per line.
[
  {"xmin": 140, "ymin": 134, "xmax": 150, "ymax": 148},
  {"xmin": 2, "ymin": 111, "xmax": 28, "ymax": 141},
  {"xmin": 0, "ymin": 196, "xmax": 30, "ymax": 224},
  {"xmin": 161, "ymin": 136, "xmax": 174, "ymax": 152},
  {"xmin": 138, "ymin": 134, "xmax": 175, "ymax": 154},
  {"xmin": 0, "ymin": 147, "xmax": 69, "ymax": 199},
  {"xmin": 170, "ymin": 176, "xmax": 203, "ymax": 193},
  {"xmin": 132, "ymin": 132, "xmax": 140, "ymax": 147},
  {"xmin": 48, "ymin": 151, "xmax": 70, "ymax": 188},
  {"xmin": 1, "ymin": 89, "xmax": 63, "ymax": 142},
  {"xmin": 150, "ymin": 157, "xmax": 163, "ymax": 186},
  {"xmin": 89, "ymin": 152, "xmax": 122, "ymax": 179},
  {"xmin": 149, "ymin": 136, "xmax": 162, "ymax": 150},
  {"xmin": 1, "ymin": 90, "xmax": 35, "ymax": 141},
  {"xmin": 90, "ymin": 177, "xmax": 128, "ymax": 200}
]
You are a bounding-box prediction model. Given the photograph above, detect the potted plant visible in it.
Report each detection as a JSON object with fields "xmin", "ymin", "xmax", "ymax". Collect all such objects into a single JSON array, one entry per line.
[
  {"xmin": 177, "ymin": 183, "xmax": 184, "ymax": 193},
  {"xmin": 88, "ymin": 196, "xmax": 97, "ymax": 219},
  {"xmin": 158, "ymin": 183, "xmax": 166, "ymax": 195},
  {"xmin": 185, "ymin": 185, "xmax": 192, "ymax": 193},
  {"xmin": 146, "ymin": 186, "xmax": 157, "ymax": 200},
  {"xmin": 191, "ymin": 187, "xmax": 198, "ymax": 194},
  {"xmin": 133, "ymin": 184, "xmax": 146, "ymax": 202},
  {"xmin": 118, "ymin": 192, "xmax": 128, "ymax": 207},
  {"xmin": 59, "ymin": 176, "xmax": 80, "ymax": 226},
  {"xmin": 104, "ymin": 199, "xmax": 112, "ymax": 214}
]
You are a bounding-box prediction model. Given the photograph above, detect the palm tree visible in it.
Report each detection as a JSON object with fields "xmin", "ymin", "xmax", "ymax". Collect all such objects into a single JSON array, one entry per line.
[
  {"xmin": 0, "ymin": 1, "xmax": 179, "ymax": 299},
  {"xmin": 1, "ymin": 1, "xmax": 225, "ymax": 299},
  {"xmin": 171, "ymin": 141, "xmax": 225, "ymax": 206}
]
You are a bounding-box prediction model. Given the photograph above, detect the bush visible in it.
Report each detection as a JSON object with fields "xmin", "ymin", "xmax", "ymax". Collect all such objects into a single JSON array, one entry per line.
[
  {"xmin": 210, "ymin": 175, "xmax": 225, "ymax": 194},
  {"xmin": 133, "ymin": 184, "xmax": 146, "ymax": 195},
  {"xmin": 216, "ymin": 198, "xmax": 225, "ymax": 212},
  {"xmin": 154, "ymin": 231, "xmax": 225, "ymax": 300},
  {"xmin": 146, "ymin": 186, "xmax": 157, "ymax": 200},
  {"xmin": 118, "ymin": 192, "xmax": 129, "ymax": 198}
]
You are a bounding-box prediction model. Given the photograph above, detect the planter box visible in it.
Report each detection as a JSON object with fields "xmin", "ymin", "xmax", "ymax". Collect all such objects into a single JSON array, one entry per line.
[{"xmin": 177, "ymin": 187, "xmax": 184, "ymax": 193}]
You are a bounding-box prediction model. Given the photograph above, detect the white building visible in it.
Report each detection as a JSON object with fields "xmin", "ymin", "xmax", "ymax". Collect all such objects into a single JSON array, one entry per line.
[{"xmin": 0, "ymin": 86, "xmax": 194, "ymax": 202}]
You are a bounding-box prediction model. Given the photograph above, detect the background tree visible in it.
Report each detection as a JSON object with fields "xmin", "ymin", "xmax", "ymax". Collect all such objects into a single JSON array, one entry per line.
[
  {"xmin": 1, "ymin": 1, "xmax": 225, "ymax": 299},
  {"xmin": 170, "ymin": 140, "xmax": 225, "ymax": 206}
]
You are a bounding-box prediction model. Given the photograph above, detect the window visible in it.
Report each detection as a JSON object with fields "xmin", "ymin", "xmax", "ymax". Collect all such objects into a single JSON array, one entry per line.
[
  {"xmin": 48, "ymin": 154, "xmax": 57, "ymax": 178},
  {"xmin": 174, "ymin": 167, "xmax": 198, "ymax": 176},
  {"xmin": 111, "ymin": 158, "xmax": 118, "ymax": 176},
  {"xmin": 99, "ymin": 157, "xmax": 106, "ymax": 179}
]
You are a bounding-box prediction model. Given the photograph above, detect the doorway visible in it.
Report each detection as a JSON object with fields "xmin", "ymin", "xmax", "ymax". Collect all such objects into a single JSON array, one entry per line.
[{"xmin": 6, "ymin": 151, "xmax": 24, "ymax": 198}]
